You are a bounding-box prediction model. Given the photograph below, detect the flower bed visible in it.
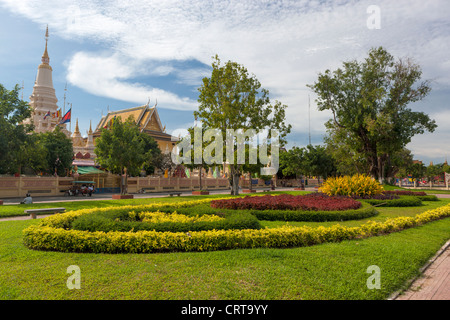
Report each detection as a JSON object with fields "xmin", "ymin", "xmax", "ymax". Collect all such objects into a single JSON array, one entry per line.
[
  {"xmin": 383, "ymin": 190, "xmax": 427, "ymax": 196},
  {"xmin": 23, "ymin": 204, "xmax": 450, "ymax": 253},
  {"xmin": 210, "ymin": 193, "xmax": 362, "ymax": 211}
]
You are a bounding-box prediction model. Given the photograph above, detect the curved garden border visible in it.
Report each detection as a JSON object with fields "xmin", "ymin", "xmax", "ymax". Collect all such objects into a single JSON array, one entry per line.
[
  {"xmin": 23, "ymin": 202, "xmax": 450, "ymax": 254},
  {"xmin": 243, "ymin": 201, "xmax": 377, "ymax": 222}
]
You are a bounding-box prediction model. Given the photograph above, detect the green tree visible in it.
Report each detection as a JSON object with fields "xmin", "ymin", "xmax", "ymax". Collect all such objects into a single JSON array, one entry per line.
[
  {"xmin": 39, "ymin": 126, "xmax": 74, "ymax": 176},
  {"xmin": 308, "ymin": 47, "xmax": 437, "ymax": 183},
  {"xmin": 324, "ymin": 126, "xmax": 370, "ymax": 176},
  {"xmin": 95, "ymin": 116, "xmax": 152, "ymax": 194},
  {"xmin": 426, "ymin": 163, "xmax": 443, "ymax": 184},
  {"xmin": 302, "ymin": 144, "xmax": 336, "ymax": 183},
  {"xmin": 408, "ymin": 162, "xmax": 426, "ymax": 187},
  {"xmin": 141, "ymin": 134, "xmax": 162, "ymax": 175},
  {"xmin": 280, "ymin": 147, "xmax": 306, "ymax": 187},
  {"xmin": 0, "ymin": 84, "xmax": 33, "ymax": 174},
  {"xmin": 195, "ymin": 55, "xmax": 291, "ymax": 195},
  {"xmin": 184, "ymin": 125, "xmax": 212, "ymax": 191},
  {"xmin": 15, "ymin": 133, "xmax": 48, "ymax": 175}
]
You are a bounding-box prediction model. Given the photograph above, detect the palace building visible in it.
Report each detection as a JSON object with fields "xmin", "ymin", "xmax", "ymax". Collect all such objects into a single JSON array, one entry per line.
[{"xmin": 93, "ymin": 104, "xmax": 178, "ymax": 154}]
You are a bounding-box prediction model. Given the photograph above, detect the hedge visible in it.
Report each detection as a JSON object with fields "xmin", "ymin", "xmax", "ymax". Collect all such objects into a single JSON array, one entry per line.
[
  {"xmin": 23, "ymin": 204, "xmax": 450, "ymax": 254},
  {"xmin": 363, "ymin": 196, "xmax": 423, "ymax": 207},
  {"xmin": 243, "ymin": 201, "xmax": 377, "ymax": 222},
  {"xmin": 415, "ymin": 195, "xmax": 439, "ymax": 202}
]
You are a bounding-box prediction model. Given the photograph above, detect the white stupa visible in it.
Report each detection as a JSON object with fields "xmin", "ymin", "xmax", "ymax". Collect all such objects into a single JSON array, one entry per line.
[{"xmin": 24, "ymin": 25, "xmax": 70, "ymax": 137}]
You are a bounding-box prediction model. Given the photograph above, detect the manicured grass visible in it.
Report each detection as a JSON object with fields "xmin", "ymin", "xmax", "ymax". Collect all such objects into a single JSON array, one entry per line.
[
  {"xmin": 0, "ymin": 193, "xmax": 263, "ymax": 218},
  {"xmin": 0, "ymin": 194, "xmax": 449, "ymax": 300}
]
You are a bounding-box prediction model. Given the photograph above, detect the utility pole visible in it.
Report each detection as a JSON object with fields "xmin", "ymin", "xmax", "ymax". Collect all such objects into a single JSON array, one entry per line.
[{"xmin": 308, "ymin": 94, "xmax": 311, "ymax": 146}]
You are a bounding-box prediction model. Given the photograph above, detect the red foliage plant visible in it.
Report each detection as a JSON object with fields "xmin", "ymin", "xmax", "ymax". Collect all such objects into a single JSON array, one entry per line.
[
  {"xmin": 210, "ymin": 193, "xmax": 362, "ymax": 211},
  {"xmin": 382, "ymin": 190, "xmax": 427, "ymax": 196}
]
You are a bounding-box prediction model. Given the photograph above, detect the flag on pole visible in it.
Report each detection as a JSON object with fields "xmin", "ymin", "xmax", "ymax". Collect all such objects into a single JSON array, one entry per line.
[
  {"xmin": 59, "ymin": 108, "xmax": 71, "ymax": 124},
  {"xmin": 43, "ymin": 111, "xmax": 50, "ymax": 120},
  {"xmin": 103, "ymin": 115, "xmax": 117, "ymax": 129}
]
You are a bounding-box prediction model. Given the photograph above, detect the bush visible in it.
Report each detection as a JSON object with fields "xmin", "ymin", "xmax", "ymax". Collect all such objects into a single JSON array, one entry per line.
[
  {"xmin": 319, "ymin": 174, "xmax": 384, "ymax": 197},
  {"xmin": 23, "ymin": 204, "xmax": 450, "ymax": 253},
  {"xmin": 415, "ymin": 195, "xmax": 439, "ymax": 202},
  {"xmin": 383, "ymin": 190, "xmax": 427, "ymax": 196},
  {"xmin": 363, "ymin": 196, "xmax": 423, "ymax": 207},
  {"xmin": 352, "ymin": 194, "xmax": 399, "ymax": 200},
  {"xmin": 210, "ymin": 193, "xmax": 362, "ymax": 211},
  {"xmin": 71, "ymin": 208, "xmax": 261, "ymax": 233},
  {"xmin": 244, "ymin": 202, "xmax": 377, "ymax": 222}
]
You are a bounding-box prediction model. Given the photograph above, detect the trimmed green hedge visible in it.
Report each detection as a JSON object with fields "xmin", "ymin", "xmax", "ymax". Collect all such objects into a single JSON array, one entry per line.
[
  {"xmin": 416, "ymin": 195, "xmax": 439, "ymax": 202},
  {"xmin": 156, "ymin": 202, "xmax": 377, "ymax": 223},
  {"xmin": 363, "ymin": 196, "xmax": 423, "ymax": 207},
  {"xmin": 243, "ymin": 202, "xmax": 377, "ymax": 222}
]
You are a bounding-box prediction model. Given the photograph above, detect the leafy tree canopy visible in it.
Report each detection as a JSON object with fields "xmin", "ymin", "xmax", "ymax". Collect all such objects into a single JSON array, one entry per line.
[{"xmin": 308, "ymin": 47, "xmax": 437, "ymax": 182}]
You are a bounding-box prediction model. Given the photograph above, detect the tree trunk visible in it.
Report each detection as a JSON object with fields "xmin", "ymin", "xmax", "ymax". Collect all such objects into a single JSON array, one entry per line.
[
  {"xmin": 199, "ymin": 166, "xmax": 202, "ymax": 190},
  {"xmin": 230, "ymin": 165, "xmax": 240, "ymax": 195},
  {"xmin": 121, "ymin": 167, "xmax": 128, "ymax": 195},
  {"xmin": 377, "ymin": 156, "xmax": 384, "ymax": 184}
]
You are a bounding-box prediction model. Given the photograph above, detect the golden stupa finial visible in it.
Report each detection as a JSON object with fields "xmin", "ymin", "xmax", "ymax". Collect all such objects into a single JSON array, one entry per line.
[
  {"xmin": 88, "ymin": 120, "xmax": 93, "ymax": 134},
  {"xmin": 41, "ymin": 25, "xmax": 50, "ymax": 65}
]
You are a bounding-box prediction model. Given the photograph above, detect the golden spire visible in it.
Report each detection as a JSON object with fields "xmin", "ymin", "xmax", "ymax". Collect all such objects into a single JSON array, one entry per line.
[
  {"xmin": 41, "ymin": 25, "xmax": 50, "ymax": 65},
  {"xmin": 88, "ymin": 120, "xmax": 93, "ymax": 134},
  {"xmin": 74, "ymin": 118, "xmax": 80, "ymax": 134}
]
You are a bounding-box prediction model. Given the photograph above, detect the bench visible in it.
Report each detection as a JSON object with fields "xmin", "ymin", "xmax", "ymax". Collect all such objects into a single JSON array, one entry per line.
[
  {"xmin": 25, "ymin": 208, "xmax": 66, "ymax": 219},
  {"xmin": 262, "ymin": 188, "xmax": 271, "ymax": 192},
  {"xmin": 168, "ymin": 192, "xmax": 182, "ymax": 197}
]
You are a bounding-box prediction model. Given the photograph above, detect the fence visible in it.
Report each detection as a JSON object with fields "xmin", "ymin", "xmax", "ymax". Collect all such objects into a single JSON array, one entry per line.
[
  {"xmin": 127, "ymin": 177, "xmax": 230, "ymax": 193},
  {"xmin": 0, "ymin": 176, "xmax": 73, "ymax": 198}
]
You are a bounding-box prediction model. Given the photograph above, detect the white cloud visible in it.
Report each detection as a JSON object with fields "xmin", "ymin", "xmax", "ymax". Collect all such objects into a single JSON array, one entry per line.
[
  {"xmin": 66, "ymin": 52, "xmax": 197, "ymax": 110},
  {"xmin": 2, "ymin": 0, "xmax": 450, "ymax": 160}
]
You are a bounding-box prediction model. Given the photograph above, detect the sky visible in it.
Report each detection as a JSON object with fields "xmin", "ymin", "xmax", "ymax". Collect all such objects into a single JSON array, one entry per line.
[{"xmin": 0, "ymin": 0, "xmax": 449, "ymax": 165}]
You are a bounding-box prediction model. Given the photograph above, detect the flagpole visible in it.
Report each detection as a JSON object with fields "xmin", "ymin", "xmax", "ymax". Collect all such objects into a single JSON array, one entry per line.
[
  {"xmin": 69, "ymin": 103, "xmax": 72, "ymax": 132},
  {"xmin": 63, "ymin": 82, "xmax": 67, "ymax": 115}
]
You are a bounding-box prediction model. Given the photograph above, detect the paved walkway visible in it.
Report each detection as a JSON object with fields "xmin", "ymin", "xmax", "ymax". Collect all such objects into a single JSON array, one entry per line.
[{"xmin": 394, "ymin": 240, "xmax": 450, "ymax": 300}]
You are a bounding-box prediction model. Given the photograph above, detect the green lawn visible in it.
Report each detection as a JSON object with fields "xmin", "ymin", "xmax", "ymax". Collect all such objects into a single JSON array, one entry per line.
[
  {"xmin": 0, "ymin": 194, "xmax": 449, "ymax": 300},
  {"xmin": 0, "ymin": 193, "xmax": 250, "ymax": 218}
]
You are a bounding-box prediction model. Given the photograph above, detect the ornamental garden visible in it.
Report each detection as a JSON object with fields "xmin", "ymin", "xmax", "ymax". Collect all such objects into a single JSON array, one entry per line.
[{"xmin": 23, "ymin": 175, "xmax": 450, "ymax": 254}]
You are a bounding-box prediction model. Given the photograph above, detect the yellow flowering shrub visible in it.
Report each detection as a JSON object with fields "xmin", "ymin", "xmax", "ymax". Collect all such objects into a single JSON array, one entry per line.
[
  {"xmin": 319, "ymin": 174, "xmax": 384, "ymax": 197},
  {"xmin": 40, "ymin": 198, "xmax": 229, "ymax": 229},
  {"xmin": 139, "ymin": 211, "xmax": 224, "ymax": 224}
]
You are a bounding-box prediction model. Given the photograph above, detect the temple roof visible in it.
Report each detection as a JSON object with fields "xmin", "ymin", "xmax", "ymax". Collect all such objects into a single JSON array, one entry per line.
[{"xmin": 93, "ymin": 104, "xmax": 178, "ymax": 142}]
